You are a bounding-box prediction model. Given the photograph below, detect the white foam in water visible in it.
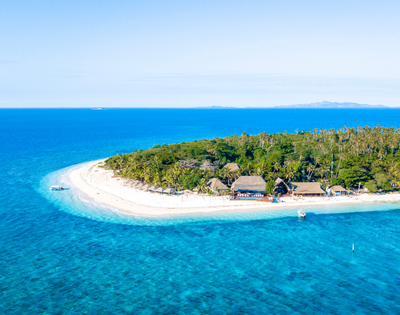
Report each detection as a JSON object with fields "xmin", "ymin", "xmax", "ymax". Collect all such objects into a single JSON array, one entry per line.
[{"xmin": 39, "ymin": 163, "xmax": 400, "ymax": 226}]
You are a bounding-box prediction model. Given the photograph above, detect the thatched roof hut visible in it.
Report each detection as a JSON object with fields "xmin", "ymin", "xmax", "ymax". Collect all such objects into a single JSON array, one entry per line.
[
  {"xmin": 207, "ymin": 178, "xmax": 228, "ymax": 192},
  {"xmin": 231, "ymin": 176, "xmax": 266, "ymax": 192},
  {"xmin": 290, "ymin": 182, "xmax": 325, "ymax": 196},
  {"xmin": 330, "ymin": 185, "xmax": 347, "ymax": 195},
  {"xmin": 331, "ymin": 185, "xmax": 346, "ymax": 192},
  {"xmin": 275, "ymin": 177, "xmax": 290, "ymax": 195},
  {"xmin": 223, "ymin": 163, "xmax": 240, "ymax": 171}
]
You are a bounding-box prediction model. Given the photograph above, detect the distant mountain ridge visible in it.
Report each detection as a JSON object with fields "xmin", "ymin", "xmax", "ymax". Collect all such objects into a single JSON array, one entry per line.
[{"xmin": 275, "ymin": 101, "xmax": 387, "ymax": 109}]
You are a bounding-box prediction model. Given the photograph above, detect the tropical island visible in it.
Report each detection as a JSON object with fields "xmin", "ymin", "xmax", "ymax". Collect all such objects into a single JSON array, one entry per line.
[
  {"xmin": 67, "ymin": 125, "xmax": 400, "ymax": 217},
  {"xmin": 105, "ymin": 125, "xmax": 399, "ymax": 194}
]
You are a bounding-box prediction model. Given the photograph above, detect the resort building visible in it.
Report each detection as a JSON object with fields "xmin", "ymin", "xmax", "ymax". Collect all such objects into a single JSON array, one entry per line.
[
  {"xmin": 207, "ymin": 178, "xmax": 228, "ymax": 193},
  {"xmin": 231, "ymin": 176, "xmax": 266, "ymax": 193},
  {"xmin": 223, "ymin": 163, "xmax": 240, "ymax": 171},
  {"xmin": 290, "ymin": 182, "xmax": 325, "ymax": 197},
  {"xmin": 274, "ymin": 177, "xmax": 290, "ymax": 196},
  {"xmin": 329, "ymin": 185, "xmax": 347, "ymax": 196},
  {"xmin": 230, "ymin": 176, "xmax": 272, "ymax": 201}
]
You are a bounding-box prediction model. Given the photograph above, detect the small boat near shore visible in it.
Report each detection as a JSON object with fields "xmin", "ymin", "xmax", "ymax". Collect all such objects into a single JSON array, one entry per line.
[
  {"xmin": 50, "ymin": 185, "xmax": 65, "ymax": 191},
  {"xmin": 298, "ymin": 208, "xmax": 306, "ymax": 218}
]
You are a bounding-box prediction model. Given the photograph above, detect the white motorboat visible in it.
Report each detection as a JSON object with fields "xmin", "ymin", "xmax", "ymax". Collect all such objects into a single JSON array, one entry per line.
[
  {"xmin": 298, "ymin": 209, "xmax": 306, "ymax": 218},
  {"xmin": 50, "ymin": 185, "xmax": 64, "ymax": 191}
]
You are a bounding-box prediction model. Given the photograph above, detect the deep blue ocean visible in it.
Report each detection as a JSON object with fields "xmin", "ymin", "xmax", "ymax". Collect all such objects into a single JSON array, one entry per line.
[{"xmin": 2, "ymin": 108, "xmax": 400, "ymax": 314}]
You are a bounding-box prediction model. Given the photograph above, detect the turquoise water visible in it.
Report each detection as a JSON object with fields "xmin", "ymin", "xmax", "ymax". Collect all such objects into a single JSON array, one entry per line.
[{"xmin": 1, "ymin": 108, "xmax": 400, "ymax": 314}]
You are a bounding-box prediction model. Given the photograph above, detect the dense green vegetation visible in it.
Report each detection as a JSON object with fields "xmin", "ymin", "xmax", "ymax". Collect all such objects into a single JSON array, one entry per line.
[{"xmin": 105, "ymin": 126, "xmax": 400, "ymax": 193}]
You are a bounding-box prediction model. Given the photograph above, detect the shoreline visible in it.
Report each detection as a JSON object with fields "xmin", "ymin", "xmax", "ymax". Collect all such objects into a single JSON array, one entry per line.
[{"xmin": 66, "ymin": 160, "xmax": 400, "ymax": 218}]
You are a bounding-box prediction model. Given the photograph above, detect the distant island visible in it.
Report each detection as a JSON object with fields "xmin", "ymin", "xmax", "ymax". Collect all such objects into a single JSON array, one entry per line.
[
  {"xmin": 191, "ymin": 101, "xmax": 389, "ymax": 109},
  {"xmin": 275, "ymin": 101, "xmax": 388, "ymax": 109}
]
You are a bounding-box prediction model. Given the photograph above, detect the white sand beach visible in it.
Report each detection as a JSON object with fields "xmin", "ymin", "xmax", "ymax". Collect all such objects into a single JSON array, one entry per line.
[{"xmin": 68, "ymin": 160, "xmax": 400, "ymax": 217}]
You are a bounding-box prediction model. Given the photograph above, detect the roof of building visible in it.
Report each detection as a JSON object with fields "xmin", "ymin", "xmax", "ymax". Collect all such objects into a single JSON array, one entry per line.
[
  {"xmin": 231, "ymin": 176, "xmax": 266, "ymax": 192},
  {"xmin": 223, "ymin": 163, "xmax": 240, "ymax": 171},
  {"xmin": 291, "ymin": 182, "xmax": 325, "ymax": 194},
  {"xmin": 331, "ymin": 185, "xmax": 346, "ymax": 192},
  {"xmin": 207, "ymin": 178, "xmax": 228, "ymax": 191},
  {"xmin": 275, "ymin": 177, "xmax": 290, "ymax": 190},
  {"xmin": 199, "ymin": 160, "xmax": 219, "ymax": 172}
]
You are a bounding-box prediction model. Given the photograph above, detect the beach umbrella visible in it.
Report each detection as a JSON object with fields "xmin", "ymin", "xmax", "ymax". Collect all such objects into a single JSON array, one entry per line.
[
  {"xmin": 149, "ymin": 186, "xmax": 156, "ymax": 192},
  {"xmin": 164, "ymin": 188, "xmax": 175, "ymax": 195},
  {"xmin": 142, "ymin": 184, "xmax": 150, "ymax": 191},
  {"xmin": 155, "ymin": 187, "xmax": 164, "ymax": 194},
  {"xmin": 136, "ymin": 183, "xmax": 143, "ymax": 189}
]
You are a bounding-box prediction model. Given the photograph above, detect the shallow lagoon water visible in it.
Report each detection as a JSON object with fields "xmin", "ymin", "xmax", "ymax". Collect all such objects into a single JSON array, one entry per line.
[{"xmin": 2, "ymin": 109, "xmax": 400, "ymax": 314}]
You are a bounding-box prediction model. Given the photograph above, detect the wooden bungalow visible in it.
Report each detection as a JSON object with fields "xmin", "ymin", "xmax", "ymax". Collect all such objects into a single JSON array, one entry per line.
[
  {"xmin": 231, "ymin": 176, "xmax": 266, "ymax": 193},
  {"xmin": 207, "ymin": 178, "xmax": 228, "ymax": 193},
  {"xmin": 330, "ymin": 185, "xmax": 347, "ymax": 196},
  {"xmin": 231, "ymin": 176, "xmax": 271, "ymax": 201},
  {"xmin": 290, "ymin": 182, "xmax": 325, "ymax": 197},
  {"xmin": 275, "ymin": 177, "xmax": 290, "ymax": 196},
  {"xmin": 223, "ymin": 163, "xmax": 240, "ymax": 172}
]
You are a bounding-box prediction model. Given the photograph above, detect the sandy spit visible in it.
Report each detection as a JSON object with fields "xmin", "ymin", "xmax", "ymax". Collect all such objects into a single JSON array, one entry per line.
[{"xmin": 68, "ymin": 160, "xmax": 400, "ymax": 218}]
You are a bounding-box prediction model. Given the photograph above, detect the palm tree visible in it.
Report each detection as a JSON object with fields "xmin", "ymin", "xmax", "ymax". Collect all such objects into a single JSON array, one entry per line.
[
  {"xmin": 335, "ymin": 153, "xmax": 345, "ymax": 177},
  {"xmin": 255, "ymin": 167, "xmax": 263, "ymax": 176},
  {"xmin": 317, "ymin": 163, "xmax": 330, "ymax": 180},
  {"xmin": 282, "ymin": 167, "xmax": 294, "ymax": 182},
  {"xmin": 163, "ymin": 171, "xmax": 174, "ymax": 188},
  {"xmin": 143, "ymin": 167, "xmax": 152, "ymax": 184},
  {"xmin": 306, "ymin": 163, "xmax": 314, "ymax": 180},
  {"xmin": 273, "ymin": 162, "xmax": 280, "ymax": 173},
  {"xmin": 308, "ymin": 157, "xmax": 321, "ymax": 180},
  {"xmin": 218, "ymin": 167, "xmax": 232, "ymax": 186},
  {"xmin": 241, "ymin": 162, "xmax": 252, "ymax": 175},
  {"xmin": 196, "ymin": 178, "xmax": 208, "ymax": 194},
  {"xmin": 154, "ymin": 171, "xmax": 162, "ymax": 187},
  {"xmin": 203, "ymin": 168, "xmax": 212, "ymax": 181}
]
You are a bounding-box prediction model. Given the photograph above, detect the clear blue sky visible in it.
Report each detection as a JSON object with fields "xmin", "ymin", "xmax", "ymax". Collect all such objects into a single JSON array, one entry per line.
[{"xmin": 1, "ymin": 0, "xmax": 399, "ymax": 107}]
